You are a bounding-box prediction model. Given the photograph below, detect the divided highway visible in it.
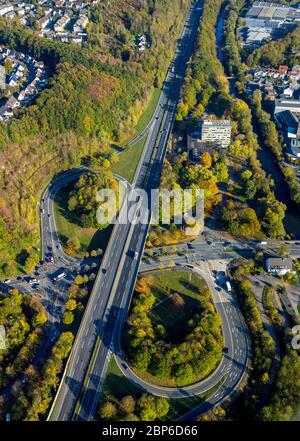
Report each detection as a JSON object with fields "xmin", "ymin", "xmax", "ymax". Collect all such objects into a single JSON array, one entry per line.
[{"xmin": 48, "ymin": 0, "xmax": 205, "ymax": 421}]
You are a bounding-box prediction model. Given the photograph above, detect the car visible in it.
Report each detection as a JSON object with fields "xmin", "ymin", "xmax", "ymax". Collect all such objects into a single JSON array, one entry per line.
[
  {"xmin": 121, "ymin": 363, "xmax": 128, "ymax": 370},
  {"xmin": 223, "ymin": 347, "xmax": 229, "ymax": 354},
  {"xmin": 215, "ymin": 287, "xmax": 221, "ymax": 292},
  {"xmin": 16, "ymin": 276, "xmax": 22, "ymax": 281},
  {"xmin": 47, "ymin": 213, "xmax": 51, "ymax": 218},
  {"xmin": 4, "ymin": 279, "xmax": 11, "ymax": 284},
  {"xmin": 5, "ymin": 413, "xmax": 11, "ymax": 422},
  {"xmin": 102, "ymin": 268, "xmax": 107, "ymax": 274},
  {"xmin": 29, "ymin": 278, "xmax": 38, "ymax": 285}
]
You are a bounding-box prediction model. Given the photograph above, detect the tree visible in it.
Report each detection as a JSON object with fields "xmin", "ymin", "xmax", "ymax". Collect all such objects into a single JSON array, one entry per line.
[
  {"xmin": 200, "ymin": 152, "xmax": 212, "ymax": 168},
  {"xmin": 279, "ymin": 244, "xmax": 289, "ymax": 257},
  {"xmin": 138, "ymin": 395, "xmax": 157, "ymax": 421},
  {"xmin": 174, "ymin": 363, "xmax": 194, "ymax": 384},
  {"xmin": 24, "ymin": 252, "xmax": 39, "ymax": 273},
  {"xmin": 119, "ymin": 395, "xmax": 136, "ymax": 415},
  {"xmin": 32, "ymin": 310, "xmax": 47, "ymax": 327},
  {"xmin": 66, "ymin": 299, "xmax": 77, "ymax": 311},
  {"xmin": 171, "ymin": 293, "xmax": 185, "ymax": 308},
  {"xmin": 100, "ymin": 401, "xmax": 118, "ymax": 420},
  {"xmin": 66, "ymin": 237, "xmax": 81, "ymax": 254},
  {"xmin": 155, "ymin": 397, "xmax": 169, "ymax": 418},
  {"xmin": 62, "ymin": 311, "xmax": 74, "ymax": 326}
]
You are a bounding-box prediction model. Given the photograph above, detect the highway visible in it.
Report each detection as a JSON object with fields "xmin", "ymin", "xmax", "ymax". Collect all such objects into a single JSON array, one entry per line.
[{"xmin": 48, "ymin": 0, "xmax": 205, "ymax": 421}]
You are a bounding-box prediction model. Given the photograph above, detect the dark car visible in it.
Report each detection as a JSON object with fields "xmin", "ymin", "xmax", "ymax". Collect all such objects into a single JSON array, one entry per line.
[
  {"xmin": 223, "ymin": 347, "xmax": 229, "ymax": 354},
  {"xmin": 121, "ymin": 363, "xmax": 128, "ymax": 370},
  {"xmin": 102, "ymin": 268, "xmax": 107, "ymax": 274}
]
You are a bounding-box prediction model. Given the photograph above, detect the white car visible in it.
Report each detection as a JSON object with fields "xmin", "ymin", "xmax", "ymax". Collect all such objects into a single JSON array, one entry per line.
[
  {"xmin": 4, "ymin": 279, "xmax": 11, "ymax": 284},
  {"xmin": 29, "ymin": 278, "xmax": 38, "ymax": 285}
]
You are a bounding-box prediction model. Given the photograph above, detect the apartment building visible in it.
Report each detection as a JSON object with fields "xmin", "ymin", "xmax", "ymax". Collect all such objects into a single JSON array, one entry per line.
[{"xmin": 200, "ymin": 119, "xmax": 232, "ymax": 148}]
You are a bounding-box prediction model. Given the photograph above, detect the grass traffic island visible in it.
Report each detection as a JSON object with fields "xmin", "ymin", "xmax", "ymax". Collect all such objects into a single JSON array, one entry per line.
[
  {"xmin": 98, "ymin": 355, "xmax": 221, "ymax": 421},
  {"xmin": 123, "ymin": 270, "xmax": 224, "ymax": 388},
  {"xmin": 54, "ymin": 180, "xmax": 113, "ymax": 256}
]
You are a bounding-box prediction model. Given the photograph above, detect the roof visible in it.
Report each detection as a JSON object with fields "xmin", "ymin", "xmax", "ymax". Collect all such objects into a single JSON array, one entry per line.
[
  {"xmin": 202, "ymin": 119, "xmax": 231, "ymax": 127},
  {"xmin": 266, "ymin": 257, "xmax": 294, "ymax": 269},
  {"xmin": 276, "ymin": 110, "xmax": 299, "ymax": 128},
  {"xmin": 275, "ymin": 98, "xmax": 300, "ymax": 112}
]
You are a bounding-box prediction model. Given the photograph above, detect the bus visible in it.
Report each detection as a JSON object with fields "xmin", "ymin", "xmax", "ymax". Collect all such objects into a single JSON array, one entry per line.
[
  {"xmin": 53, "ymin": 272, "xmax": 66, "ymax": 283},
  {"xmin": 226, "ymin": 281, "xmax": 232, "ymax": 292}
]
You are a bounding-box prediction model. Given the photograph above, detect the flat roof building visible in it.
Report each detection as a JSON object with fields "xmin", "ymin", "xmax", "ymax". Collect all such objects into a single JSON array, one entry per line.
[
  {"xmin": 266, "ymin": 257, "xmax": 294, "ymax": 275},
  {"xmin": 200, "ymin": 119, "xmax": 232, "ymax": 148},
  {"xmin": 274, "ymin": 98, "xmax": 300, "ymax": 115}
]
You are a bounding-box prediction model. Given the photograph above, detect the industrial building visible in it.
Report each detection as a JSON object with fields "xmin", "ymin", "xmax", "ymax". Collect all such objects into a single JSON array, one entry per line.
[{"xmin": 243, "ymin": 2, "xmax": 300, "ymax": 45}]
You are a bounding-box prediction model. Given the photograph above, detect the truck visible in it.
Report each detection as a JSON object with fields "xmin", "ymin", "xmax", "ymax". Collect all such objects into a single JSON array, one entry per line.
[{"xmin": 226, "ymin": 281, "xmax": 232, "ymax": 292}]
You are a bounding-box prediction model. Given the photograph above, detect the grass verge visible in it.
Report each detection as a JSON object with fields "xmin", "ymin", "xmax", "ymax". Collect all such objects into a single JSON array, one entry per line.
[{"xmin": 112, "ymin": 135, "xmax": 147, "ymax": 183}]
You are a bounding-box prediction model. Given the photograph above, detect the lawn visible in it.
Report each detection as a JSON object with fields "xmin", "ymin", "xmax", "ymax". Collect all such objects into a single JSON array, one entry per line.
[
  {"xmin": 134, "ymin": 87, "xmax": 160, "ymax": 136},
  {"xmin": 147, "ymin": 270, "xmax": 208, "ymax": 330},
  {"xmin": 111, "ymin": 135, "xmax": 147, "ymax": 183},
  {"xmin": 100, "ymin": 355, "xmax": 220, "ymax": 421},
  {"xmin": 54, "ymin": 182, "xmax": 113, "ymax": 255},
  {"xmin": 102, "ymin": 356, "xmax": 141, "ymax": 400}
]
